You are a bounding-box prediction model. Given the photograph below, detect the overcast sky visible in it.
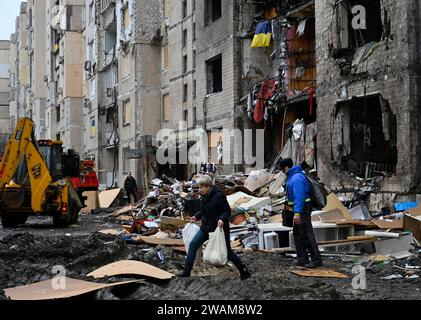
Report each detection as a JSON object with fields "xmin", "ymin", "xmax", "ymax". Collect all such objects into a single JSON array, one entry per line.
[{"xmin": 0, "ymin": 0, "xmax": 22, "ymax": 40}]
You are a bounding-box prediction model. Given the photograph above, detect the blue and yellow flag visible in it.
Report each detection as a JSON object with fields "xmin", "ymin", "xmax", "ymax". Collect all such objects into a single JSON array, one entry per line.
[{"xmin": 251, "ymin": 20, "xmax": 272, "ymax": 48}]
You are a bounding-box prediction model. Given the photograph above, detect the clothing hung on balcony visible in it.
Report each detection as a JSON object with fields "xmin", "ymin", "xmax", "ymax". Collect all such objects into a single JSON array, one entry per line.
[
  {"xmin": 253, "ymin": 79, "xmax": 277, "ymax": 124},
  {"xmin": 251, "ymin": 20, "xmax": 272, "ymax": 48}
]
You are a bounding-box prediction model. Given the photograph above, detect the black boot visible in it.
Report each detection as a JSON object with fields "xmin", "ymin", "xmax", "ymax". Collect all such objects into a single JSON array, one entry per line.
[
  {"xmin": 239, "ymin": 266, "xmax": 251, "ymax": 280},
  {"xmin": 305, "ymin": 260, "xmax": 323, "ymax": 269},
  {"xmin": 177, "ymin": 262, "xmax": 193, "ymax": 277}
]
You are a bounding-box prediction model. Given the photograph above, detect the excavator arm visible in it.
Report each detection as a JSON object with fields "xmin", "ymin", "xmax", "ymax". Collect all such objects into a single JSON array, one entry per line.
[{"xmin": 0, "ymin": 118, "xmax": 52, "ymax": 212}]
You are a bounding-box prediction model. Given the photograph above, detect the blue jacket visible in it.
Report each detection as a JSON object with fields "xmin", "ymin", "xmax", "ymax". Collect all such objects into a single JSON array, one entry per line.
[{"xmin": 286, "ymin": 165, "xmax": 311, "ymax": 214}]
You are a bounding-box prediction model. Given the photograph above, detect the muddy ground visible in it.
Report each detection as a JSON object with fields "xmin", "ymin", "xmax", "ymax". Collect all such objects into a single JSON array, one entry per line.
[{"xmin": 0, "ymin": 213, "xmax": 420, "ymax": 300}]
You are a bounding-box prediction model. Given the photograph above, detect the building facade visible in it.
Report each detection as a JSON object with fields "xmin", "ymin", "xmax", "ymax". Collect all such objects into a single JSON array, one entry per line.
[{"xmin": 0, "ymin": 40, "xmax": 11, "ymax": 151}]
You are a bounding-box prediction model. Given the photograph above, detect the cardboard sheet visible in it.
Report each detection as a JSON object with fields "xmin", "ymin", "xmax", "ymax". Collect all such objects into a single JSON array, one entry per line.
[
  {"xmin": 98, "ymin": 229, "xmax": 128, "ymax": 236},
  {"xmin": 87, "ymin": 260, "xmax": 174, "ymax": 280},
  {"xmin": 99, "ymin": 188, "xmax": 122, "ymax": 208},
  {"xmin": 4, "ymin": 278, "xmax": 139, "ymax": 300},
  {"xmin": 291, "ymin": 268, "xmax": 349, "ymax": 279},
  {"xmin": 80, "ymin": 191, "xmax": 99, "ymax": 213},
  {"xmin": 227, "ymin": 192, "xmax": 271, "ymax": 210},
  {"xmin": 322, "ymin": 194, "xmax": 352, "ymax": 219},
  {"xmin": 160, "ymin": 216, "xmax": 188, "ymax": 230}
]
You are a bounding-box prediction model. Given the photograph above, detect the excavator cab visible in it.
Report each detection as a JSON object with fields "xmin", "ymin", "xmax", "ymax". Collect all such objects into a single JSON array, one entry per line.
[{"xmin": 37, "ymin": 140, "xmax": 80, "ymax": 181}]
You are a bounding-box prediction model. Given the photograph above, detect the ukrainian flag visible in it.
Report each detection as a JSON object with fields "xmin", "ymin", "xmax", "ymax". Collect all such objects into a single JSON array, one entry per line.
[{"xmin": 251, "ymin": 21, "xmax": 272, "ymax": 48}]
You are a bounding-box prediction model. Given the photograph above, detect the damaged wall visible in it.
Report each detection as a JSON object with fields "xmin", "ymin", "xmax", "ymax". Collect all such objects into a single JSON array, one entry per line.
[{"xmin": 316, "ymin": 0, "xmax": 421, "ymax": 193}]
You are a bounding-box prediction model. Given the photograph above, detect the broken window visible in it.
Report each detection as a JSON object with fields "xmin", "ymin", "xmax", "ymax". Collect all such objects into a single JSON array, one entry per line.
[
  {"xmin": 56, "ymin": 106, "xmax": 61, "ymax": 123},
  {"xmin": 182, "ymin": 0, "xmax": 187, "ymax": 18},
  {"xmin": 90, "ymin": 117, "xmax": 96, "ymax": 138},
  {"xmin": 335, "ymin": 95, "xmax": 397, "ymax": 178},
  {"xmin": 164, "ymin": 0, "xmax": 169, "ymax": 18},
  {"xmin": 193, "ymin": 79, "xmax": 197, "ymax": 99},
  {"xmin": 123, "ymin": 5, "xmax": 130, "ymax": 29},
  {"xmin": 192, "ymin": 50, "xmax": 196, "ymax": 69},
  {"xmin": 336, "ymin": 0, "xmax": 383, "ymax": 49},
  {"xmin": 182, "ymin": 29, "xmax": 188, "ymax": 48},
  {"xmin": 183, "ymin": 54, "xmax": 188, "ymax": 73},
  {"xmin": 123, "ymin": 147, "xmax": 130, "ymax": 173},
  {"xmin": 183, "ymin": 83, "xmax": 188, "ymax": 102},
  {"xmin": 122, "ymin": 53, "xmax": 131, "ymax": 79},
  {"xmin": 105, "ymin": 21, "xmax": 117, "ymax": 53},
  {"xmin": 162, "ymin": 45, "xmax": 169, "ymax": 70},
  {"xmin": 122, "ymin": 99, "xmax": 132, "ymax": 125},
  {"xmin": 206, "ymin": 54, "xmax": 222, "ymax": 94},
  {"xmin": 205, "ymin": 0, "xmax": 222, "ymax": 25},
  {"xmin": 162, "ymin": 94, "xmax": 170, "ymax": 122},
  {"xmin": 183, "ymin": 110, "xmax": 188, "ymax": 122}
]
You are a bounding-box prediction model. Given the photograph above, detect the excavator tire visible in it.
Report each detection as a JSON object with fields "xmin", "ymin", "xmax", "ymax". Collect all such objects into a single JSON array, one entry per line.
[
  {"xmin": 53, "ymin": 210, "xmax": 71, "ymax": 228},
  {"xmin": 53, "ymin": 198, "xmax": 79, "ymax": 228},
  {"xmin": 1, "ymin": 213, "xmax": 28, "ymax": 228}
]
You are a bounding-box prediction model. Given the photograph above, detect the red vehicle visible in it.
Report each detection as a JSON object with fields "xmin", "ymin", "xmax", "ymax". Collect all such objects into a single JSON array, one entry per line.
[{"xmin": 70, "ymin": 159, "xmax": 99, "ymax": 198}]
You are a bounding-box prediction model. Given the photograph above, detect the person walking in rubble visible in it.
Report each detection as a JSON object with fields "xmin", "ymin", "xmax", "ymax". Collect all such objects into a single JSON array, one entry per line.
[
  {"xmin": 178, "ymin": 175, "xmax": 251, "ymax": 280},
  {"xmin": 124, "ymin": 172, "xmax": 138, "ymax": 204},
  {"xmin": 279, "ymin": 158, "xmax": 323, "ymax": 269}
]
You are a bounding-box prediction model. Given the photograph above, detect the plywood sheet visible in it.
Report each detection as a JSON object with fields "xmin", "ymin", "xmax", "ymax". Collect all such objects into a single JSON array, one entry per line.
[
  {"xmin": 98, "ymin": 229, "xmax": 128, "ymax": 236},
  {"xmin": 87, "ymin": 260, "xmax": 174, "ymax": 280},
  {"xmin": 4, "ymin": 278, "xmax": 139, "ymax": 300},
  {"xmin": 372, "ymin": 219, "xmax": 403, "ymax": 230},
  {"xmin": 291, "ymin": 268, "xmax": 349, "ymax": 279},
  {"xmin": 99, "ymin": 188, "xmax": 122, "ymax": 208}
]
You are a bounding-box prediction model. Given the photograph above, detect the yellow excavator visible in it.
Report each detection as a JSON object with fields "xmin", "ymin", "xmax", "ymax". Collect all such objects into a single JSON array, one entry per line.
[{"xmin": 0, "ymin": 118, "xmax": 83, "ymax": 228}]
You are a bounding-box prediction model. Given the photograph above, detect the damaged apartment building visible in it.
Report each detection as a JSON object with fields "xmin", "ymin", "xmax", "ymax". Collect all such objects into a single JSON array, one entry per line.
[
  {"xmin": 240, "ymin": 0, "xmax": 421, "ymax": 204},
  {"xmin": 315, "ymin": 0, "xmax": 421, "ymax": 201},
  {"xmin": 83, "ymin": 0, "xmax": 161, "ymax": 191}
]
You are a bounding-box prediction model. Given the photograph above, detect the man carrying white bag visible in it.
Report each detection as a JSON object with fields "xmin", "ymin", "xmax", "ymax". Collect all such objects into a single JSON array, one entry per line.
[{"xmin": 178, "ymin": 175, "xmax": 251, "ymax": 280}]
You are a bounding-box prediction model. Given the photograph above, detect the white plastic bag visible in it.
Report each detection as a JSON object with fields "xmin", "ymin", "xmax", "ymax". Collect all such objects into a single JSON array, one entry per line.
[
  {"xmin": 182, "ymin": 223, "xmax": 200, "ymax": 253},
  {"xmin": 203, "ymin": 228, "xmax": 228, "ymax": 266}
]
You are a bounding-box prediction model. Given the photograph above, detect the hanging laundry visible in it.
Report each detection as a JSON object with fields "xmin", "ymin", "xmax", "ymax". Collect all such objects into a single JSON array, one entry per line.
[
  {"xmin": 309, "ymin": 88, "xmax": 315, "ymax": 115},
  {"xmin": 254, "ymin": 79, "xmax": 276, "ymax": 124},
  {"xmin": 297, "ymin": 19, "xmax": 307, "ymax": 37},
  {"xmin": 264, "ymin": 7, "xmax": 278, "ymax": 20},
  {"xmin": 251, "ymin": 20, "xmax": 272, "ymax": 48}
]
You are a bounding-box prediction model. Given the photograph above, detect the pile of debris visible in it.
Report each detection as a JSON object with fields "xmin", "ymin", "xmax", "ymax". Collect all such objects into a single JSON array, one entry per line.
[{"xmin": 86, "ymin": 169, "xmax": 420, "ymax": 280}]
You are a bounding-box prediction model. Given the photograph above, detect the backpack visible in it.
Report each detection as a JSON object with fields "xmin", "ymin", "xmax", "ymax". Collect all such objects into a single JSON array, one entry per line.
[{"xmin": 305, "ymin": 175, "xmax": 329, "ymax": 210}]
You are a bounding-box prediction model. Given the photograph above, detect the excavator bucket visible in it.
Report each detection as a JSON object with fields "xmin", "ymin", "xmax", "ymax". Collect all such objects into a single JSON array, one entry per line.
[{"xmin": 1, "ymin": 187, "xmax": 25, "ymax": 209}]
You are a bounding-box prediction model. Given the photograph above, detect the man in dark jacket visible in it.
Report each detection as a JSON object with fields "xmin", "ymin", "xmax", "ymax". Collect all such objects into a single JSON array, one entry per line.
[
  {"xmin": 279, "ymin": 158, "xmax": 323, "ymax": 269},
  {"xmin": 124, "ymin": 172, "xmax": 138, "ymax": 204},
  {"xmin": 178, "ymin": 175, "xmax": 251, "ymax": 280}
]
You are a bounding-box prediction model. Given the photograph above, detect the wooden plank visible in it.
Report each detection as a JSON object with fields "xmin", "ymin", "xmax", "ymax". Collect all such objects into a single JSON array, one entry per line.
[
  {"xmin": 291, "ymin": 268, "xmax": 349, "ymax": 279},
  {"xmin": 171, "ymin": 246, "xmax": 187, "ymax": 253},
  {"xmin": 136, "ymin": 236, "xmax": 185, "ymax": 246},
  {"xmin": 87, "ymin": 260, "xmax": 174, "ymax": 280},
  {"xmin": 4, "ymin": 278, "xmax": 140, "ymax": 300},
  {"xmin": 317, "ymin": 236, "xmax": 375, "ymax": 245}
]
